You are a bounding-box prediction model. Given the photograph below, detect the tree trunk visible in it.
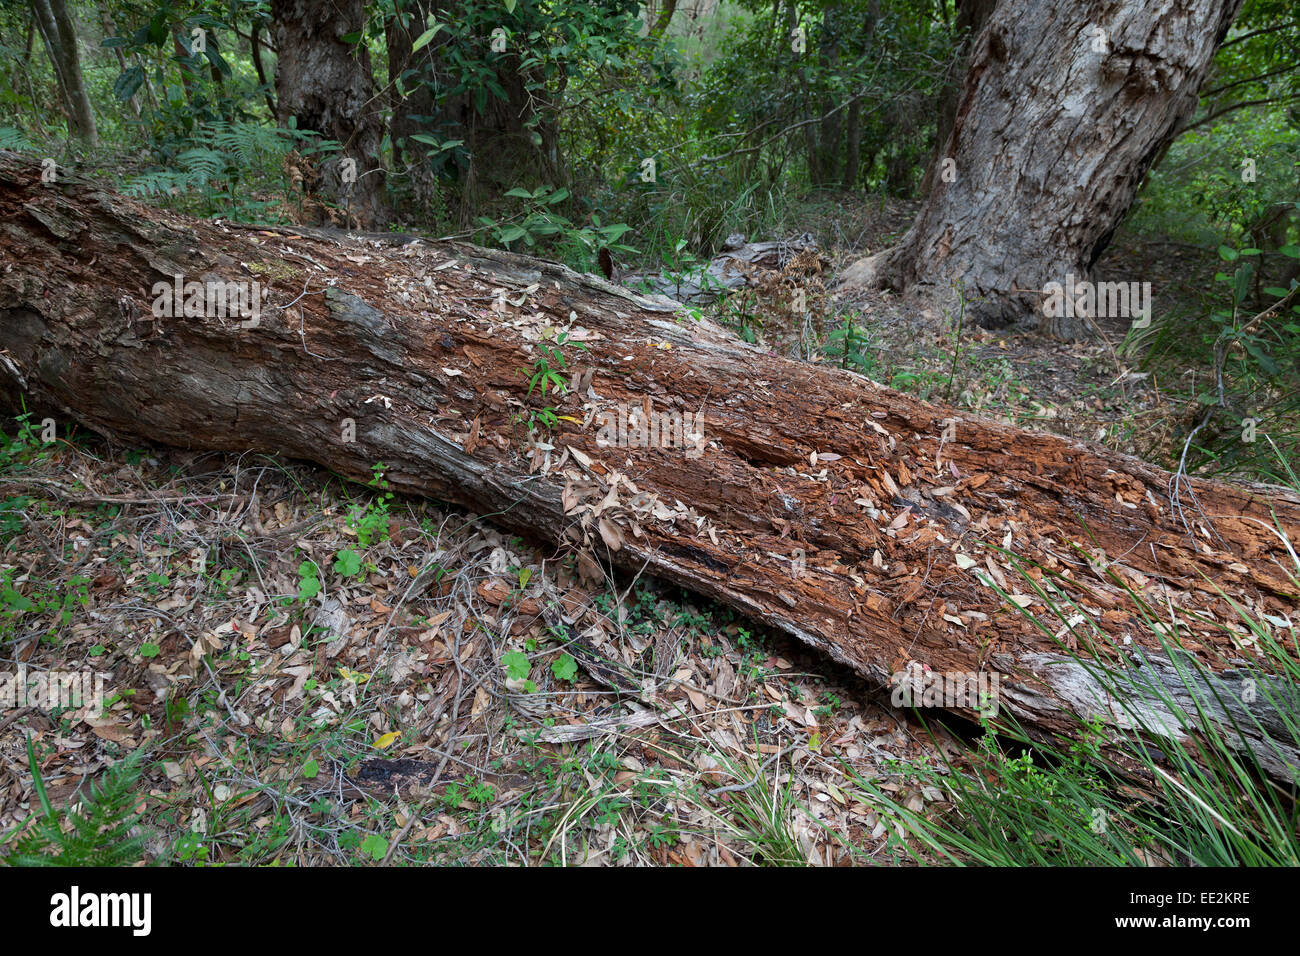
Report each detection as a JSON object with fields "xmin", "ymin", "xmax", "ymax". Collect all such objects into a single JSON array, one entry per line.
[
  {"xmin": 842, "ymin": 0, "xmax": 1245, "ymax": 338},
  {"xmin": 842, "ymin": 97, "xmax": 861, "ymax": 188},
  {"xmin": 30, "ymin": 0, "xmax": 97, "ymax": 144},
  {"xmin": 249, "ymin": 14, "xmax": 277, "ymax": 119},
  {"xmin": 918, "ymin": 0, "xmax": 995, "ymax": 195},
  {"xmin": 271, "ymin": 0, "xmax": 387, "ymax": 229},
  {"xmin": 2, "ymin": 154, "xmax": 1298, "ymax": 781},
  {"xmin": 385, "ymin": 0, "xmax": 562, "ymax": 215},
  {"xmin": 806, "ymin": 6, "xmax": 843, "ymax": 187},
  {"xmin": 650, "ymin": 0, "xmax": 679, "ymax": 36},
  {"xmin": 385, "ymin": 0, "xmax": 443, "ymax": 213}
]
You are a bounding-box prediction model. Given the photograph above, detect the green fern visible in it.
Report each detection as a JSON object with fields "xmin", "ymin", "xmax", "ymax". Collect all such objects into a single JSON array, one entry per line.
[
  {"xmin": 209, "ymin": 120, "xmax": 295, "ymax": 167},
  {"xmin": 0, "ymin": 126, "xmax": 35, "ymax": 152},
  {"xmin": 1, "ymin": 735, "xmax": 150, "ymax": 866},
  {"xmin": 122, "ymin": 168, "xmax": 193, "ymax": 198},
  {"xmin": 177, "ymin": 146, "xmax": 229, "ymax": 187}
]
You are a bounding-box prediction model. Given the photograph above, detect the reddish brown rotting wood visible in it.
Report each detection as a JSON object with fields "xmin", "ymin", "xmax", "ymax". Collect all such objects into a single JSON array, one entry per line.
[{"xmin": 1, "ymin": 152, "xmax": 1297, "ymax": 780}]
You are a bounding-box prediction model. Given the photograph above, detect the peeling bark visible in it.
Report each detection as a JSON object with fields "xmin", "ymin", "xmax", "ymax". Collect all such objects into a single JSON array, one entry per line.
[
  {"xmin": 1, "ymin": 153, "xmax": 1297, "ymax": 780},
  {"xmin": 271, "ymin": 0, "xmax": 387, "ymax": 229},
  {"xmin": 844, "ymin": 0, "xmax": 1245, "ymax": 338}
]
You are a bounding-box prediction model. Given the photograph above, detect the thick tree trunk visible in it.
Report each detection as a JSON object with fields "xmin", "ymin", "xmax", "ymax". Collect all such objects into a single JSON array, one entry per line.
[
  {"xmin": 271, "ymin": 0, "xmax": 386, "ymax": 229},
  {"xmin": 918, "ymin": 0, "xmax": 995, "ymax": 196},
  {"xmin": 2, "ymin": 154, "xmax": 1298, "ymax": 781},
  {"xmin": 31, "ymin": 0, "xmax": 98, "ymax": 145},
  {"xmin": 842, "ymin": 0, "xmax": 1245, "ymax": 338}
]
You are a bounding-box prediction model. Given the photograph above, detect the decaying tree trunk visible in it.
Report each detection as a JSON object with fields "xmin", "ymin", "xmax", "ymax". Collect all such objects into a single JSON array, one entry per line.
[
  {"xmin": 1, "ymin": 153, "xmax": 1298, "ymax": 780},
  {"xmin": 842, "ymin": 0, "xmax": 1245, "ymax": 338}
]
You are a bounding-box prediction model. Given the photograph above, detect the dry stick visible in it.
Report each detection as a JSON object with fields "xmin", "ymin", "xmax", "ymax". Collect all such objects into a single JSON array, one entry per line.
[
  {"xmin": 707, "ymin": 749, "xmax": 784, "ymax": 797},
  {"xmin": 1, "ymin": 477, "xmax": 239, "ymax": 507},
  {"xmin": 20, "ymin": 512, "xmax": 62, "ymax": 567}
]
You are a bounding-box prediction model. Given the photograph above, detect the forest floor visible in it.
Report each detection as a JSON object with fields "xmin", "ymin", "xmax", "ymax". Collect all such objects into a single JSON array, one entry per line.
[{"xmin": 0, "ymin": 191, "xmax": 1232, "ymax": 866}]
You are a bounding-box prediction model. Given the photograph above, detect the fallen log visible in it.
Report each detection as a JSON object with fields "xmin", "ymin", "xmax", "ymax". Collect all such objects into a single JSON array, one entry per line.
[{"xmin": 2, "ymin": 152, "xmax": 1298, "ymax": 780}]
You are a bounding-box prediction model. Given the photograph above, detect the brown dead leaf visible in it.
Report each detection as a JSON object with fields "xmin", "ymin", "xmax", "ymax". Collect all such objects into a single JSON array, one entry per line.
[{"xmin": 598, "ymin": 517, "xmax": 623, "ymax": 552}]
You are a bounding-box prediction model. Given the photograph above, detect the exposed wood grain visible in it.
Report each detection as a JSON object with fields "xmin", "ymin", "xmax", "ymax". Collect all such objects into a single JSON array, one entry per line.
[{"xmin": 1, "ymin": 152, "xmax": 1296, "ymax": 780}]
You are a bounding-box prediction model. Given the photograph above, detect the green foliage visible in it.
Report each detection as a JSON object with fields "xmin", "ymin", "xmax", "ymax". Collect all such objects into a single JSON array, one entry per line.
[
  {"xmin": 0, "ymin": 410, "xmax": 51, "ymax": 470},
  {"xmin": 0, "ymin": 125, "xmax": 35, "ymax": 151},
  {"xmin": 295, "ymin": 560, "xmax": 321, "ymax": 601},
  {"xmin": 358, "ymin": 833, "xmax": 389, "ymax": 861},
  {"xmin": 122, "ymin": 120, "xmax": 337, "ymax": 220},
  {"xmin": 1134, "ymin": 242, "xmax": 1300, "ymax": 476},
  {"xmin": 551, "ymin": 652, "xmax": 578, "ymax": 682},
  {"xmin": 390, "ymin": 0, "xmax": 658, "ymax": 166},
  {"xmin": 2, "ymin": 737, "xmax": 150, "ymax": 866},
  {"xmin": 502, "ymin": 650, "xmax": 531, "ymax": 682},
  {"xmin": 820, "ymin": 312, "xmax": 876, "ymax": 374},
  {"xmin": 477, "ymin": 185, "xmax": 635, "ymax": 269},
  {"xmin": 1131, "ymin": 109, "xmax": 1299, "ymax": 247},
  {"xmin": 347, "ymin": 463, "xmax": 395, "ymax": 548},
  {"xmin": 0, "ymin": 567, "xmax": 90, "ymax": 644},
  {"xmin": 333, "ymin": 549, "xmax": 363, "ymax": 577},
  {"xmin": 516, "ymin": 330, "xmax": 588, "ymax": 435}
]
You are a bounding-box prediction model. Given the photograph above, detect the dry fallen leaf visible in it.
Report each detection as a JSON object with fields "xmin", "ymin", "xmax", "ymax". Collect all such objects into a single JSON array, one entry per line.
[{"xmin": 598, "ymin": 517, "xmax": 623, "ymax": 552}]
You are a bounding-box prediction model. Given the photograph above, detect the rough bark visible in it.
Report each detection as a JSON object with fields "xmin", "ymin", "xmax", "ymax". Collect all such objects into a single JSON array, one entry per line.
[
  {"xmin": 271, "ymin": 0, "xmax": 387, "ymax": 229},
  {"xmin": 918, "ymin": 0, "xmax": 995, "ymax": 196},
  {"xmin": 842, "ymin": 0, "xmax": 1246, "ymax": 339},
  {"xmin": 2, "ymin": 153, "xmax": 1298, "ymax": 781},
  {"xmin": 31, "ymin": 0, "xmax": 98, "ymax": 144}
]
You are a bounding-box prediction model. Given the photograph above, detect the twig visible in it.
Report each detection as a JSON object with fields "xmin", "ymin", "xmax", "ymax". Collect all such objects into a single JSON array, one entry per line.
[{"xmin": 707, "ymin": 749, "xmax": 783, "ymax": 797}]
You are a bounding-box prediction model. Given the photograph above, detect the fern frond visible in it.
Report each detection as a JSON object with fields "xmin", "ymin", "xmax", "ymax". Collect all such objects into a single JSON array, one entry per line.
[
  {"xmin": 177, "ymin": 147, "xmax": 228, "ymax": 186},
  {"xmin": 1, "ymin": 737, "xmax": 149, "ymax": 866},
  {"xmin": 122, "ymin": 169, "xmax": 192, "ymax": 198},
  {"xmin": 208, "ymin": 121, "xmax": 292, "ymax": 165},
  {"xmin": 0, "ymin": 126, "xmax": 35, "ymax": 152}
]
